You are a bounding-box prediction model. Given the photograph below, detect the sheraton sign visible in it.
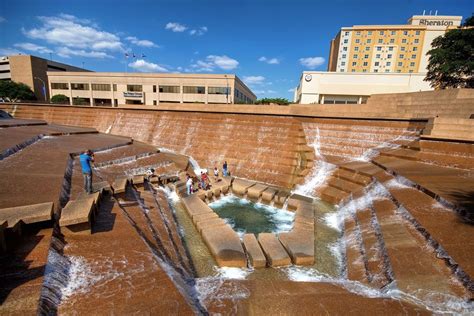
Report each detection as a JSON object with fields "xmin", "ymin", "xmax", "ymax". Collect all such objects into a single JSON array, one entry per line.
[{"xmin": 419, "ymin": 19, "xmax": 454, "ymax": 27}]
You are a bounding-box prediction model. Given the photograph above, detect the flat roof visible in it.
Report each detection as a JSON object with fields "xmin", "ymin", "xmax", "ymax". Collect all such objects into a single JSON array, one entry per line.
[{"xmin": 47, "ymin": 71, "xmax": 237, "ymax": 79}]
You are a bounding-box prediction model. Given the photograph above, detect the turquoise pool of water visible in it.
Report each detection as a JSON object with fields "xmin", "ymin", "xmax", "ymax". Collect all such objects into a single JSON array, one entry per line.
[{"xmin": 208, "ymin": 195, "xmax": 294, "ymax": 235}]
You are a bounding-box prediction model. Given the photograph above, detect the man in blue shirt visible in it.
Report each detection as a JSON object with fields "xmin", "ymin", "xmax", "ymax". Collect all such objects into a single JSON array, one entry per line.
[{"xmin": 79, "ymin": 149, "xmax": 94, "ymax": 194}]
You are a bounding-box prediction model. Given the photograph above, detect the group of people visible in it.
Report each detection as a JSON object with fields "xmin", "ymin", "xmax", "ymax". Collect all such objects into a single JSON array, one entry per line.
[{"xmin": 186, "ymin": 161, "xmax": 230, "ymax": 195}]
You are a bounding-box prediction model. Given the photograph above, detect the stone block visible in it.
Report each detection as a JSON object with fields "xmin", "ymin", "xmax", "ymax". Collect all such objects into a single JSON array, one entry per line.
[
  {"xmin": 212, "ymin": 186, "xmax": 221, "ymax": 198},
  {"xmin": 77, "ymin": 191, "xmax": 101, "ymax": 210},
  {"xmin": 112, "ymin": 177, "xmax": 128, "ymax": 194},
  {"xmin": 279, "ymin": 230, "xmax": 315, "ymax": 265},
  {"xmin": 243, "ymin": 234, "xmax": 267, "ymax": 268},
  {"xmin": 197, "ymin": 218, "xmax": 226, "ymax": 233},
  {"xmin": 201, "ymin": 224, "xmax": 247, "ymax": 267},
  {"xmin": 274, "ymin": 191, "xmax": 290, "ymax": 208},
  {"xmin": 132, "ymin": 175, "xmax": 145, "ymax": 185},
  {"xmin": 232, "ymin": 178, "xmax": 256, "ymax": 196},
  {"xmin": 60, "ymin": 198, "xmax": 95, "ymax": 232},
  {"xmin": 0, "ymin": 202, "xmax": 54, "ymax": 228},
  {"xmin": 92, "ymin": 181, "xmax": 113, "ymax": 194},
  {"xmin": 246, "ymin": 183, "xmax": 269, "ymax": 201},
  {"xmin": 258, "ymin": 233, "xmax": 291, "ymax": 267},
  {"xmin": 287, "ymin": 194, "xmax": 314, "ymax": 211},
  {"xmin": 296, "ymin": 203, "xmax": 315, "ymax": 219},
  {"xmin": 192, "ymin": 212, "xmax": 219, "ymax": 225},
  {"xmin": 181, "ymin": 195, "xmax": 214, "ymax": 219},
  {"xmin": 261, "ymin": 187, "xmax": 278, "ymax": 203}
]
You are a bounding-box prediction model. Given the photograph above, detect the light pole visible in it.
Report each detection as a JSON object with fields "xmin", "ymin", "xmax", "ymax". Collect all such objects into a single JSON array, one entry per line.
[{"xmin": 34, "ymin": 77, "xmax": 47, "ymax": 102}]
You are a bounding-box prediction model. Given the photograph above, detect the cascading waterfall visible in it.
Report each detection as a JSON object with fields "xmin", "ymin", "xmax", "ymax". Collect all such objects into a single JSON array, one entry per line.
[{"xmin": 293, "ymin": 127, "xmax": 335, "ymax": 196}]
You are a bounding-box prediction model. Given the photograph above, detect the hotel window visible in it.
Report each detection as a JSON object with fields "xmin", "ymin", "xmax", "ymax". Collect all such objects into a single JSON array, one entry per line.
[
  {"xmin": 386, "ymin": 62, "xmax": 391, "ymax": 66},
  {"xmin": 380, "ymin": 31, "xmax": 385, "ymax": 35},
  {"xmin": 343, "ymin": 39, "xmax": 348, "ymax": 44},
  {"xmin": 413, "ymin": 47, "xmax": 418, "ymax": 51},
  {"xmin": 376, "ymin": 46, "xmax": 382, "ymax": 51},
  {"xmin": 414, "ymin": 39, "xmax": 419, "ymax": 44},
  {"xmin": 341, "ymin": 62, "xmax": 346, "ymax": 66},
  {"xmin": 364, "ymin": 54, "xmax": 369, "ymax": 59},
  {"xmin": 51, "ymin": 82, "xmax": 69, "ymax": 90},
  {"xmin": 388, "ymin": 46, "xmax": 394, "ymax": 51},
  {"xmin": 365, "ymin": 46, "xmax": 370, "ymax": 51},
  {"xmin": 352, "ymin": 62, "xmax": 357, "ymax": 66},
  {"xmin": 385, "ymin": 69, "xmax": 390, "ymax": 72},
  {"xmin": 183, "ymin": 86, "xmax": 205, "ymax": 94},
  {"xmin": 208, "ymin": 87, "xmax": 230, "ymax": 95},
  {"xmin": 356, "ymin": 31, "xmax": 361, "ymax": 35},
  {"xmin": 113, "ymin": 84, "xmax": 117, "ymax": 91},
  {"xmin": 355, "ymin": 39, "xmax": 360, "ymax": 43},
  {"xmin": 375, "ymin": 62, "xmax": 380, "ymax": 66},
  {"xmin": 398, "ymin": 62, "xmax": 403, "ymax": 66},
  {"xmin": 387, "ymin": 54, "xmax": 392, "ymax": 59},
  {"xmin": 401, "ymin": 47, "xmax": 406, "ymax": 51},
  {"xmin": 368, "ymin": 31, "xmax": 372, "ymax": 35},
  {"xmin": 411, "ymin": 54, "xmax": 416, "ymax": 59},
  {"xmin": 354, "ymin": 47, "xmax": 359, "ymax": 51},
  {"xmin": 403, "ymin": 31, "xmax": 408, "ymax": 35},
  {"xmin": 353, "ymin": 54, "xmax": 358, "ymax": 59},
  {"xmin": 92, "ymin": 83, "xmax": 111, "ymax": 91},
  {"xmin": 376, "ymin": 54, "xmax": 381, "ymax": 58},
  {"xmin": 415, "ymin": 30, "xmax": 420, "ymax": 35},
  {"xmin": 342, "ymin": 54, "xmax": 346, "ymax": 58},
  {"xmin": 410, "ymin": 62, "xmax": 415, "ymax": 67},
  {"xmin": 339, "ymin": 69, "xmax": 344, "ymax": 72},
  {"xmin": 127, "ymin": 85, "xmax": 142, "ymax": 92},
  {"xmin": 363, "ymin": 62, "xmax": 368, "ymax": 66},
  {"xmin": 344, "ymin": 31, "xmax": 349, "ymax": 36},
  {"xmin": 153, "ymin": 85, "xmax": 156, "ymax": 93},
  {"xmin": 362, "ymin": 69, "xmax": 367, "ymax": 72},
  {"xmin": 71, "ymin": 83, "xmax": 89, "ymax": 90},
  {"xmin": 409, "ymin": 70, "xmax": 414, "ymax": 73},
  {"xmin": 399, "ymin": 54, "xmax": 404, "ymax": 59},
  {"xmin": 391, "ymin": 31, "xmax": 396, "ymax": 35},
  {"xmin": 343, "ymin": 47, "xmax": 348, "ymax": 51},
  {"xmin": 402, "ymin": 39, "xmax": 407, "ymax": 43},
  {"xmin": 378, "ymin": 39, "xmax": 383, "ymax": 44},
  {"xmin": 367, "ymin": 39, "xmax": 372, "ymax": 43},
  {"xmin": 390, "ymin": 39, "xmax": 395, "ymax": 43},
  {"xmin": 159, "ymin": 85, "xmax": 180, "ymax": 93}
]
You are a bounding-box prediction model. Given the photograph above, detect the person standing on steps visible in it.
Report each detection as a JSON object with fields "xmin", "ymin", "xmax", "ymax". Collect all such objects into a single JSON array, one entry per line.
[
  {"xmin": 223, "ymin": 161, "xmax": 228, "ymax": 177},
  {"xmin": 186, "ymin": 176, "xmax": 193, "ymax": 195},
  {"xmin": 80, "ymin": 149, "xmax": 94, "ymax": 194}
]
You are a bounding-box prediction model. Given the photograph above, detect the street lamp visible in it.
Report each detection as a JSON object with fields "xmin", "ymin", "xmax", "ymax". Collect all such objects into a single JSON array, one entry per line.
[{"xmin": 34, "ymin": 77, "xmax": 47, "ymax": 102}]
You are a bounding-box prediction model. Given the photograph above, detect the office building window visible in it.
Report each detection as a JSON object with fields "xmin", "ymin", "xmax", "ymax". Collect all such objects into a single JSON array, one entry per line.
[
  {"xmin": 127, "ymin": 85, "xmax": 142, "ymax": 92},
  {"xmin": 402, "ymin": 39, "xmax": 407, "ymax": 43},
  {"xmin": 153, "ymin": 100, "xmax": 157, "ymax": 105},
  {"xmin": 386, "ymin": 62, "xmax": 391, "ymax": 66},
  {"xmin": 341, "ymin": 62, "xmax": 346, "ymax": 66},
  {"xmin": 376, "ymin": 46, "xmax": 382, "ymax": 51},
  {"xmin": 113, "ymin": 84, "xmax": 117, "ymax": 91},
  {"xmin": 159, "ymin": 85, "xmax": 180, "ymax": 93},
  {"xmin": 354, "ymin": 47, "xmax": 359, "ymax": 51},
  {"xmin": 355, "ymin": 39, "xmax": 360, "ymax": 43},
  {"xmin": 399, "ymin": 54, "xmax": 404, "ymax": 59},
  {"xmin": 385, "ymin": 69, "xmax": 390, "ymax": 72},
  {"xmin": 388, "ymin": 46, "xmax": 394, "ymax": 51},
  {"xmin": 367, "ymin": 39, "xmax": 372, "ymax": 43},
  {"xmin": 414, "ymin": 39, "xmax": 419, "ymax": 44},
  {"xmin": 411, "ymin": 54, "xmax": 416, "ymax": 59},
  {"xmin": 391, "ymin": 31, "xmax": 396, "ymax": 35},
  {"xmin": 344, "ymin": 31, "xmax": 349, "ymax": 36},
  {"xmin": 413, "ymin": 47, "xmax": 418, "ymax": 51},
  {"xmin": 374, "ymin": 69, "xmax": 378, "ymax": 73},
  {"xmin": 363, "ymin": 69, "xmax": 367, "ymax": 72},
  {"xmin": 342, "ymin": 54, "xmax": 346, "ymax": 58},
  {"xmin": 365, "ymin": 46, "xmax": 370, "ymax": 51},
  {"xmin": 183, "ymin": 86, "xmax": 205, "ymax": 94},
  {"xmin": 343, "ymin": 39, "xmax": 348, "ymax": 44},
  {"xmin": 352, "ymin": 61, "xmax": 357, "ymax": 66},
  {"xmin": 71, "ymin": 83, "xmax": 89, "ymax": 90},
  {"xmin": 403, "ymin": 31, "xmax": 408, "ymax": 35},
  {"xmin": 375, "ymin": 62, "xmax": 380, "ymax": 66},
  {"xmin": 343, "ymin": 47, "xmax": 348, "ymax": 51},
  {"xmin": 353, "ymin": 54, "xmax": 358, "ymax": 59},
  {"xmin": 356, "ymin": 31, "xmax": 361, "ymax": 35},
  {"xmin": 363, "ymin": 62, "xmax": 368, "ymax": 66},
  {"xmin": 339, "ymin": 69, "xmax": 344, "ymax": 72},
  {"xmin": 390, "ymin": 39, "xmax": 395, "ymax": 43},
  {"xmin": 368, "ymin": 31, "xmax": 372, "ymax": 35},
  {"xmin": 376, "ymin": 54, "xmax": 381, "ymax": 58},
  {"xmin": 415, "ymin": 30, "xmax": 420, "ymax": 35},
  {"xmin": 379, "ymin": 31, "xmax": 384, "ymax": 35},
  {"xmin": 364, "ymin": 54, "xmax": 369, "ymax": 59},
  {"xmin": 378, "ymin": 39, "xmax": 383, "ymax": 44},
  {"xmin": 351, "ymin": 69, "xmax": 356, "ymax": 72},
  {"xmin": 387, "ymin": 54, "xmax": 392, "ymax": 58},
  {"xmin": 51, "ymin": 82, "xmax": 69, "ymax": 90},
  {"xmin": 410, "ymin": 62, "xmax": 415, "ymax": 67},
  {"xmin": 208, "ymin": 87, "xmax": 230, "ymax": 95},
  {"xmin": 398, "ymin": 62, "xmax": 403, "ymax": 66},
  {"xmin": 92, "ymin": 83, "xmax": 111, "ymax": 91},
  {"xmin": 401, "ymin": 47, "xmax": 406, "ymax": 51},
  {"xmin": 153, "ymin": 85, "xmax": 156, "ymax": 93}
]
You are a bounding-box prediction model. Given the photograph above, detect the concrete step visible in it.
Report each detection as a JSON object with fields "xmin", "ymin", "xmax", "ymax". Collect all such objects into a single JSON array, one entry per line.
[
  {"xmin": 258, "ymin": 233, "xmax": 291, "ymax": 267},
  {"xmin": 0, "ymin": 202, "xmax": 54, "ymax": 229},
  {"xmin": 344, "ymin": 215, "xmax": 369, "ymax": 284},
  {"xmin": 332, "ymin": 168, "xmax": 373, "ymax": 186},
  {"xmin": 60, "ymin": 198, "xmax": 96, "ymax": 233},
  {"xmin": 315, "ymin": 185, "xmax": 351, "ymax": 205},
  {"xmin": 326, "ymin": 177, "xmax": 364, "ymax": 194},
  {"xmin": 243, "ymin": 234, "xmax": 267, "ymax": 268}
]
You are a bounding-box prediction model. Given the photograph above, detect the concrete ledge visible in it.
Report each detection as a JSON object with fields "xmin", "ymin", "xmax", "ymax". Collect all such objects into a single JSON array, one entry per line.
[
  {"xmin": 201, "ymin": 224, "xmax": 247, "ymax": 267},
  {"xmin": 274, "ymin": 191, "xmax": 291, "ymax": 208},
  {"xmin": 192, "ymin": 212, "xmax": 219, "ymax": 225},
  {"xmin": 59, "ymin": 198, "xmax": 95, "ymax": 229},
  {"xmin": 296, "ymin": 203, "xmax": 315, "ymax": 219},
  {"xmin": 196, "ymin": 217, "xmax": 226, "ymax": 233},
  {"xmin": 261, "ymin": 187, "xmax": 278, "ymax": 203},
  {"xmin": 243, "ymin": 234, "xmax": 267, "ymax": 268},
  {"xmin": 287, "ymin": 194, "xmax": 314, "ymax": 211},
  {"xmin": 279, "ymin": 229, "xmax": 315, "ymax": 265},
  {"xmin": 246, "ymin": 183, "xmax": 269, "ymax": 201},
  {"xmin": 93, "ymin": 181, "xmax": 113, "ymax": 194},
  {"xmin": 112, "ymin": 177, "xmax": 129, "ymax": 194},
  {"xmin": 0, "ymin": 202, "xmax": 54, "ymax": 228},
  {"xmin": 258, "ymin": 233, "xmax": 291, "ymax": 267},
  {"xmin": 132, "ymin": 175, "xmax": 145, "ymax": 185},
  {"xmin": 181, "ymin": 195, "xmax": 214, "ymax": 219},
  {"xmin": 232, "ymin": 178, "xmax": 256, "ymax": 196}
]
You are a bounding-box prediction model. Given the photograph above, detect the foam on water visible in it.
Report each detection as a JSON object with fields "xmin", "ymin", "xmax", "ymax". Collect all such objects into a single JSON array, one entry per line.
[{"xmin": 160, "ymin": 186, "xmax": 180, "ymax": 204}]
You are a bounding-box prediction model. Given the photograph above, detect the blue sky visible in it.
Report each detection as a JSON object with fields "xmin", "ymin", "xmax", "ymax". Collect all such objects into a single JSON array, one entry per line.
[{"xmin": 0, "ymin": 0, "xmax": 472, "ymax": 99}]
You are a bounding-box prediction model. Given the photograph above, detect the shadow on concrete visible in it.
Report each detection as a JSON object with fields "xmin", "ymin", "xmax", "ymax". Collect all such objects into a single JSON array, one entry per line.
[
  {"xmin": 0, "ymin": 224, "xmax": 48, "ymax": 305},
  {"xmin": 449, "ymin": 190, "xmax": 474, "ymax": 224},
  {"xmin": 92, "ymin": 195, "xmax": 116, "ymax": 234}
]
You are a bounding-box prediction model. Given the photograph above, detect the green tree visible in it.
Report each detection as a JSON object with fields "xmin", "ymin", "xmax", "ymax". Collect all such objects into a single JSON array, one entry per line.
[
  {"xmin": 425, "ymin": 15, "xmax": 474, "ymax": 89},
  {"xmin": 51, "ymin": 94, "xmax": 69, "ymax": 104},
  {"xmin": 255, "ymin": 98, "xmax": 290, "ymax": 105},
  {"xmin": 0, "ymin": 80, "xmax": 36, "ymax": 101}
]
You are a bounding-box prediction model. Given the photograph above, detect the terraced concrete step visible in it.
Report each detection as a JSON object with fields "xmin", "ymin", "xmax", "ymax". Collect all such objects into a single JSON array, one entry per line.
[
  {"xmin": 201, "ymin": 224, "xmax": 247, "ymax": 267},
  {"xmin": 315, "ymin": 186, "xmax": 351, "ymax": 205},
  {"xmin": 332, "ymin": 168, "xmax": 372, "ymax": 186},
  {"xmin": 246, "ymin": 183, "xmax": 269, "ymax": 201},
  {"xmin": 326, "ymin": 177, "xmax": 364, "ymax": 194},
  {"xmin": 344, "ymin": 215, "xmax": 369, "ymax": 284},
  {"xmin": 261, "ymin": 187, "xmax": 278, "ymax": 203},
  {"xmin": 279, "ymin": 228, "xmax": 315, "ymax": 265},
  {"xmin": 60, "ymin": 198, "xmax": 96, "ymax": 233},
  {"xmin": 231, "ymin": 178, "xmax": 256, "ymax": 196},
  {"xmin": 0, "ymin": 202, "xmax": 54, "ymax": 228},
  {"xmin": 258, "ymin": 233, "xmax": 291, "ymax": 267},
  {"xmin": 112, "ymin": 177, "xmax": 129, "ymax": 194},
  {"xmin": 287, "ymin": 194, "xmax": 314, "ymax": 211},
  {"xmin": 243, "ymin": 234, "xmax": 267, "ymax": 268},
  {"xmin": 181, "ymin": 195, "xmax": 215, "ymax": 219}
]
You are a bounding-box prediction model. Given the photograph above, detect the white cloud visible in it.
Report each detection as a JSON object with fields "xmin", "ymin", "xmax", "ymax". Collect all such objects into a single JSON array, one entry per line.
[
  {"xmin": 258, "ymin": 56, "xmax": 280, "ymax": 64},
  {"xmin": 23, "ymin": 14, "xmax": 123, "ymax": 52},
  {"xmin": 253, "ymin": 89, "xmax": 277, "ymax": 95},
  {"xmin": 189, "ymin": 26, "xmax": 208, "ymax": 36},
  {"xmin": 299, "ymin": 56, "xmax": 325, "ymax": 69},
  {"xmin": 128, "ymin": 59, "xmax": 168, "ymax": 72},
  {"xmin": 288, "ymin": 88, "xmax": 296, "ymax": 92},
  {"xmin": 243, "ymin": 75, "xmax": 266, "ymax": 85},
  {"xmin": 14, "ymin": 42, "xmax": 53, "ymax": 54},
  {"xmin": 57, "ymin": 47, "xmax": 112, "ymax": 59},
  {"xmin": 191, "ymin": 55, "xmax": 239, "ymax": 71},
  {"xmin": 0, "ymin": 48, "xmax": 24, "ymax": 56},
  {"xmin": 126, "ymin": 36, "xmax": 158, "ymax": 48},
  {"xmin": 0, "ymin": 17, "xmax": 6, "ymax": 23},
  {"xmin": 165, "ymin": 22, "xmax": 187, "ymax": 32}
]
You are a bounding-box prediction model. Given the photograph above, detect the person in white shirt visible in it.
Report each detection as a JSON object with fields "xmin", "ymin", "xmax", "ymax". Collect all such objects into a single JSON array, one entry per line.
[{"xmin": 186, "ymin": 177, "xmax": 193, "ymax": 195}]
